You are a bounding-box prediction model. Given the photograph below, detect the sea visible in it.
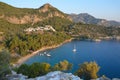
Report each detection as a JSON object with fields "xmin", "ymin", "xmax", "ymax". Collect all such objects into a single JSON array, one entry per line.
[{"xmin": 25, "ymin": 40, "xmax": 120, "ymax": 78}]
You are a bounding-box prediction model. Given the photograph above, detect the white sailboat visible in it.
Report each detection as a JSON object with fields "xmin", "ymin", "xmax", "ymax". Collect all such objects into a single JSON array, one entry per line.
[
  {"xmin": 46, "ymin": 53, "xmax": 51, "ymax": 57},
  {"xmin": 73, "ymin": 45, "xmax": 76, "ymax": 52}
]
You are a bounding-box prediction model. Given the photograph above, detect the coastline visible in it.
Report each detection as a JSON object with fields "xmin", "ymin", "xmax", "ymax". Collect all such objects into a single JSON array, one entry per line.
[{"xmin": 15, "ymin": 38, "xmax": 73, "ymax": 67}]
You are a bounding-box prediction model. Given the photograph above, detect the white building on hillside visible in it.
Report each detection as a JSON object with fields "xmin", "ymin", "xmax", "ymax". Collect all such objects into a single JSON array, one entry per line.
[{"xmin": 24, "ymin": 25, "xmax": 56, "ymax": 32}]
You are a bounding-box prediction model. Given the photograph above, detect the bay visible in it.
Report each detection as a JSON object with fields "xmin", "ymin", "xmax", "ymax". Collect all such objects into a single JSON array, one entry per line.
[{"xmin": 25, "ymin": 40, "xmax": 120, "ymax": 78}]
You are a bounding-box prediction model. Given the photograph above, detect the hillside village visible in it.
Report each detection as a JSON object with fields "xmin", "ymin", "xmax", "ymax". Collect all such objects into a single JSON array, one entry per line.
[{"xmin": 24, "ymin": 25, "xmax": 56, "ymax": 33}]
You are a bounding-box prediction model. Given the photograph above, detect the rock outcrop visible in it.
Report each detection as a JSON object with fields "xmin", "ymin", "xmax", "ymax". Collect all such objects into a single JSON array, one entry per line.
[
  {"xmin": 34, "ymin": 71, "xmax": 81, "ymax": 80},
  {"xmin": 6, "ymin": 71, "xmax": 120, "ymax": 80},
  {"xmin": 6, "ymin": 71, "xmax": 81, "ymax": 80}
]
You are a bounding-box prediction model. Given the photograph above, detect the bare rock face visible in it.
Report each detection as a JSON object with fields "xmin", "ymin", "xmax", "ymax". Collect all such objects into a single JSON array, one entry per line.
[
  {"xmin": 5, "ymin": 16, "xmax": 21, "ymax": 24},
  {"xmin": 6, "ymin": 71, "xmax": 81, "ymax": 80},
  {"xmin": 6, "ymin": 71, "xmax": 120, "ymax": 80},
  {"xmin": 39, "ymin": 3, "xmax": 53, "ymax": 13},
  {"xmin": 4, "ymin": 15, "xmax": 42, "ymax": 24},
  {"xmin": 38, "ymin": 3, "xmax": 71, "ymax": 20},
  {"xmin": 0, "ymin": 14, "xmax": 4, "ymax": 18},
  {"xmin": 35, "ymin": 71, "xmax": 81, "ymax": 80}
]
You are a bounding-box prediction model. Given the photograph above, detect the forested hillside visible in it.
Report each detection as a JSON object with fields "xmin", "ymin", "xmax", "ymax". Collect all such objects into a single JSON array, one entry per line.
[{"xmin": 0, "ymin": 2, "xmax": 120, "ymax": 63}]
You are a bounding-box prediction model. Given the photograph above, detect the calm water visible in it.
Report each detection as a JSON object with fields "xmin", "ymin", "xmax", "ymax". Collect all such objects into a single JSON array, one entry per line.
[{"xmin": 25, "ymin": 40, "xmax": 120, "ymax": 78}]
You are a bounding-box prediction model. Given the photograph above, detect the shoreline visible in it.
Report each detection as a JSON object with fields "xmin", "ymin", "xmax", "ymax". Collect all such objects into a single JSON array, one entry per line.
[{"xmin": 15, "ymin": 38, "xmax": 73, "ymax": 67}]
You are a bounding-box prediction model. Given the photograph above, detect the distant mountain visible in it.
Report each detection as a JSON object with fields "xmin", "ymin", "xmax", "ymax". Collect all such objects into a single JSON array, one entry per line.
[
  {"xmin": 0, "ymin": 2, "xmax": 71, "ymax": 24},
  {"xmin": 69, "ymin": 13, "xmax": 120, "ymax": 27},
  {"xmin": 0, "ymin": 2, "xmax": 120, "ymax": 27}
]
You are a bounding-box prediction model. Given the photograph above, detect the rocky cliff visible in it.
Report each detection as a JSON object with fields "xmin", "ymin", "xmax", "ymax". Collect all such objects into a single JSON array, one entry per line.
[{"xmin": 7, "ymin": 71, "xmax": 120, "ymax": 80}]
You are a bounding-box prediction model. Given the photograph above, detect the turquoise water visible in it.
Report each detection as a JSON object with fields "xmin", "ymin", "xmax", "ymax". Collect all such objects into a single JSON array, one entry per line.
[{"xmin": 25, "ymin": 40, "xmax": 120, "ymax": 78}]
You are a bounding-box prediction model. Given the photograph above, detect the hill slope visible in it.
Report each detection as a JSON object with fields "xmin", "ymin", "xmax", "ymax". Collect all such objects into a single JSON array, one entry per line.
[
  {"xmin": 69, "ymin": 13, "xmax": 120, "ymax": 27},
  {"xmin": 1, "ymin": 2, "xmax": 120, "ymax": 27},
  {"xmin": 0, "ymin": 2, "xmax": 71, "ymax": 24}
]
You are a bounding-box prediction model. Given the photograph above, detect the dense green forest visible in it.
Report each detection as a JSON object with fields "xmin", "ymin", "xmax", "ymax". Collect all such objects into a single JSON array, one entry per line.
[
  {"xmin": 5, "ymin": 32, "xmax": 70, "ymax": 56},
  {"xmin": 70, "ymin": 23, "xmax": 120, "ymax": 39},
  {"xmin": 34, "ymin": 17, "xmax": 73, "ymax": 31},
  {"xmin": 0, "ymin": 16, "xmax": 120, "ymax": 63},
  {"xmin": 0, "ymin": 19, "xmax": 26, "ymax": 34},
  {"xmin": 0, "ymin": 2, "xmax": 38, "ymax": 17}
]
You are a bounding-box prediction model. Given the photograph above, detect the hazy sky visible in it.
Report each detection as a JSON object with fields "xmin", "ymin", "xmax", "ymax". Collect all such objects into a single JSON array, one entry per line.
[{"xmin": 0, "ymin": 0, "xmax": 120, "ymax": 21}]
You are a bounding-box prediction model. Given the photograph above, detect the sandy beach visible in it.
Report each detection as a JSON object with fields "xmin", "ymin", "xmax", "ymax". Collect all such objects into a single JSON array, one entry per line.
[{"xmin": 15, "ymin": 38, "xmax": 73, "ymax": 67}]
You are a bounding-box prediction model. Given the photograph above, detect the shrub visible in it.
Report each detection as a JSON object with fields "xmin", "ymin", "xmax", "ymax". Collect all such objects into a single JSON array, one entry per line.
[{"xmin": 75, "ymin": 61, "xmax": 100, "ymax": 80}]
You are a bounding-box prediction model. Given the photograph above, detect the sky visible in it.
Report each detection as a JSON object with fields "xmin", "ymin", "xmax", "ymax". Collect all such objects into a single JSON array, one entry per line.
[{"xmin": 0, "ymin": 0, "xmax": 120, "ymax": 21}]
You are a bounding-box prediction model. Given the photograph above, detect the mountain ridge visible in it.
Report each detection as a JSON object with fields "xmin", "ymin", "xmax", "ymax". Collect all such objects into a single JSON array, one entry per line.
[
  {"xmin": 0, "ymin": 2, "xmax": 72, "ymax": 24},
  {"xmin": 0, "ymin": 2, "xmax": 120, "ymax": 27},
  {"xmin": 69, "ymin": 13, "xmax": 120, "ymax": 27}
]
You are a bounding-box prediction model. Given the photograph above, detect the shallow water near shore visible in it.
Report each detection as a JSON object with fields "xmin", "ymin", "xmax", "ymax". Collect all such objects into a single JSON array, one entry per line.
[{"xmin": 25, "ymin": 40, "xmax": 120, "ymax": 78}]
